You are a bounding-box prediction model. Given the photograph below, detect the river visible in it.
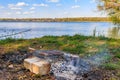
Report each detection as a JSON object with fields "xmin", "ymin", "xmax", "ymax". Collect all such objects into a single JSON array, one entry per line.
[{"xmin": 0, "ymin": 22, "xmax": 119, "ymax": 39}]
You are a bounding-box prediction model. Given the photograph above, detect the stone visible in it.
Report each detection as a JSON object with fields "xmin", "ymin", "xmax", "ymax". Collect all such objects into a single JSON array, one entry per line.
[
  {"xmin": 33, "ymin": 50, "xmax": 64, "ymax": 62},
  {"xmin": 34, "ymin": 50, "xmax": 64, "ymax": 57},
  {"xmin": 24, "ymin": 57, "xmax": 40, "ymax": 71},
  {"xmin": 8, "ymin": 64, "xmax": 14, "ymax": 68},
  {"xmin": 32, "ymin": 60, "xmax": 50, "ymax": 75},
  {"xmin": 24, "ymin": 57, "xmax": 51, "ymax": 75}
]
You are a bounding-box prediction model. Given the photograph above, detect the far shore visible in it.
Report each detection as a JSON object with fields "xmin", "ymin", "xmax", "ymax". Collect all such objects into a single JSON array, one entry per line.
[{"xmin": 0, "ymin": 17, "xmax": 111, "ymax": 22}]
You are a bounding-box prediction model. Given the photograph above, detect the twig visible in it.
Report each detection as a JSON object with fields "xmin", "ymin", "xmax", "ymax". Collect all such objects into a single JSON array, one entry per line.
[{"xmin": 0, "ymin": 29, "xmax": 31, "ymax": 38}]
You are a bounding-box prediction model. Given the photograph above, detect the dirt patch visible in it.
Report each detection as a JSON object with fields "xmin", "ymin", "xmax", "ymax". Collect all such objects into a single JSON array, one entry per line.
[
  {"xmin": 0, "ymin": 49, "xmax": 119, "ymax": 80},
  {"xmin": 0, "ymin": 50, "xmax": 54, "ymax": 80}
]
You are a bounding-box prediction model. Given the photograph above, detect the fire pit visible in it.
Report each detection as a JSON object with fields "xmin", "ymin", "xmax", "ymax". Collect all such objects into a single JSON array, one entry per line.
[{"xmin": 24, "ymin": 50, "xmax": 111, "ymax": 80}]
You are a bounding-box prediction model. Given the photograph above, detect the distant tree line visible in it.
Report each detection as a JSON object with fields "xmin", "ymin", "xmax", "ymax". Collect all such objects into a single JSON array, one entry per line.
[{"xmin": 0, "ymin": 17, "xmax": 111, "ymax": 22}]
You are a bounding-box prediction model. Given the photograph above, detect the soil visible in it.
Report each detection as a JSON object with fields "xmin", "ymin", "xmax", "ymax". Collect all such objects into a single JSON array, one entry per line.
[{"xmin": 0, "ymin": 50, "xmax": 119, "ymax": 80}]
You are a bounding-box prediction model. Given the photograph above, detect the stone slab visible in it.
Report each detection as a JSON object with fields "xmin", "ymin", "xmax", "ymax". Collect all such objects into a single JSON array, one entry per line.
[
  {"xmin": 33, "ymin": 50, "xmax": 65, "ymax": 63},
  {"xmin": 24, "ymin": 57, "xmax": 51, "ymax": 75},
  {"xmin": 34, "ymin": 50, "xmax": 64, "ymax": 57}
]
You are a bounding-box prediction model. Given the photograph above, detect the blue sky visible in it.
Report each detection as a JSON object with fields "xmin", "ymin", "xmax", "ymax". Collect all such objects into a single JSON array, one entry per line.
[{"xmin": 0, "ymin": 0, "xmax": 106, "ymax": 18}]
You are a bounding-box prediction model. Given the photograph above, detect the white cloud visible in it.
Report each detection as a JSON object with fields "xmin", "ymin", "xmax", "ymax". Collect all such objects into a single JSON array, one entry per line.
[
  {"xmin": 30, "ymin": 7, "xmax": 35, "ymax": 10},
  {"xmin": 90, "ymin": 0, "xmax": 96, "ymax": 3},
  {"xmin": 33, "ymin": 3, "xmax": 48, "ymax": 7},
  {"xmin": 30, "ymin": 11, "xmax": 35, "ymax": 14},
  {"xmin": 6, "ymin": 12, "xmax": 11, "ymax": 15},
  {"xmin": 23, "ymin": 12, "xmax": 29, "ymax": 15},
  {"xmin": 16, "ymin": 11, "xmax": 21, "ymax": 15},
  {"xmin": 56, "ymin": 4, "xmax": 62, "ymax": 6},
  {"xmin": 63, "ymin": 12, "xmax": 68, "ymax": 15},
  {"xmin": 8, "ymin": 2, "xmax": 28, "ymax": 7},
  {"xmin": 8, "ymin": 4, "xmax": 14, "ymax": 8},
  {"xmin": 8, "ymin": 2, "xmax": 28, "ymax": 10},
  {"xmin": 72, "ymin": 5, "xmax": 80, "ymax": 8},
  {"xmin": 16, "ymin": 2, "xmax": 28, "ymax": 7},
  {"xmin": 10, "ymin": 7, "xmax": 22, "ymax": 10},
  {"xmin": 47, "ymin": 0, "xmax": 59, "ymax": 3},
  {"xmin": 23, "ymin": 11, "xmax": 35, "ymax": 15}
]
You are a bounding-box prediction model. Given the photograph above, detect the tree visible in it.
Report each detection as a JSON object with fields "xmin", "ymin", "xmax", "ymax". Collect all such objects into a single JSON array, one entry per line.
[{"xmin": 97, "ymin": 0, "xmax": 120, "ymax": 25}]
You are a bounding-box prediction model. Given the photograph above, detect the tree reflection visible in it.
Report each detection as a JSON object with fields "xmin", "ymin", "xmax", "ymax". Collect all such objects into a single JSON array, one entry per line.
[{"xmin": 108, "ymin": 26, "xmax": 120, "ymax": 39}]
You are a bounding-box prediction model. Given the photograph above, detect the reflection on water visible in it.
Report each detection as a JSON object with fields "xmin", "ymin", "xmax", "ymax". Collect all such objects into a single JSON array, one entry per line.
[
  {"xmin": 108, "ymin": 26, "xmax": 120, "ymax": 39},
  {"xmin": 0, "ymin": 22, "xmax": 120, "ymax": 39}
]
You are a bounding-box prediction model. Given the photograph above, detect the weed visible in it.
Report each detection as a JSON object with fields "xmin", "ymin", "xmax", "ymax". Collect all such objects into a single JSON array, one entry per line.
[{"xmin": 102, "ymin": 63, "xmax": 120, "ymax": 70}]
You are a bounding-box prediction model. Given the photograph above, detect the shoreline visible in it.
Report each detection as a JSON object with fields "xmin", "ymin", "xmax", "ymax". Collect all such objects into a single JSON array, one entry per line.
[
  {"xmin": 0, "ymin": 17, "xmax": 111, "ymax": 22},
  {"xmin": 0, "ymin": 21, "xmax": 112, "ymax": 22}
]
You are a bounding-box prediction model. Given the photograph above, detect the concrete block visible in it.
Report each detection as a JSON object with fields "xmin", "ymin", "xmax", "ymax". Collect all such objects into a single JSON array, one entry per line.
[
  {"xmin": 32, "ymin": 61, "xmax": 51, "ymax": 75},
  {"xmin": 24, "ymin": 57, "xmax": 51, "ymax": 75},
  {"xmin": 24, "ymin": 57, "xmax": 40, "ymax": 71}
]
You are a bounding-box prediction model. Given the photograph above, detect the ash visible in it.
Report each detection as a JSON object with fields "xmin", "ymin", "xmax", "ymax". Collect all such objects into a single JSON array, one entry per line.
[
  {"xmin": 50, "ymin": 53, "xmax": 92, "ymax": 80},
  {"xmin": 50, "ymin": 53, "xmax": 111, "ymax": 80}
]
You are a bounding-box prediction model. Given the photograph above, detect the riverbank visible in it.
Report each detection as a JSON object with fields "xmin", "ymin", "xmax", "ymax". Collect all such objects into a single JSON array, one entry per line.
[
  {"xmin": 0, "ymin": 35, "xmax": 120, "ymax": 79},
  {"xmin": 0, "ymin": 17, "xmax": 111, "ymax": 22}
]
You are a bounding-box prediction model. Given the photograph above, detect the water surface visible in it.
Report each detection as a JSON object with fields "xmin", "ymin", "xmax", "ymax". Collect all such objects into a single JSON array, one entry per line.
[{"xmin": 0, "ymin": 22, "xmax": 119, "ymax": 39}]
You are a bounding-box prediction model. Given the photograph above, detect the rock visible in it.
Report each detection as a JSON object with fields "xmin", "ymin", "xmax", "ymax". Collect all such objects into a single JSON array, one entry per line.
[
  {"xmin": 8, "ymin": 64, "xmax": 14, "ymax": 68},
  {"xmin": 3, "ymin": 64, "xmax": 7, "ymax": 68},
  {"xmin": 24, "ymin": 57, "xmax": 40, "ymax": 71},
  {"xmin": 33, "ymin": 50, "xmax": 64, "ymax": 63},
  {"xmin": 0, "ymin": 70, "xmax": 3, "ymax": 73},
  {"xmin": 24, "ymin": 57, "xmax": 51, "ymax": 75},
  {"xmin": 34, "ymin": 50, "xmax": 64, "ymax": 58},
  {"xmin": 28, "ymin": 47, "xmax": 36, "ymax": 52}
]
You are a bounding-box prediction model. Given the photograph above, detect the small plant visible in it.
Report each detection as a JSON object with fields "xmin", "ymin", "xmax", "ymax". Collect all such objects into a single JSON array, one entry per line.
[
  {"xmin": 117, "ymin": 72, "xmax": 120, "ymax": 77},
  {"xmin": 17, "ymin": 46, "xmax": 28, "ymax": 52},
  {"xmin": 34, "ymin": 74, "xmax": 42, "ymax": 78},
  {"xmin": 0, "ymin": 38, "xmax": 16, "ymax": 45},
  {"xmin": 115, "ymin": 53, "xmax": 120, "ymax": 58},
  {"xmin": 102, "ymin": 63, "xmax": 120, "ymax": 70}
]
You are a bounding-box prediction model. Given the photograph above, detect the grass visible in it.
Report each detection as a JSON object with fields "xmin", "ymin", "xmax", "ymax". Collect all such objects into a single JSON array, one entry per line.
[
  {"xmin": 0, "ymin": 34, "xmax": 120, "ymax": 71},
  {"xmin": 115, "ymin": 53, "xmax": 120, "ymax": 58},
  {"xmin": 0, "ymin": 38, "xmax": 16, "ymax": 45},
  {"xmin": 0, "ymin": 35, "xmax": 119, "ymax": 54},
  {"xmin": 102, "ymin": 63, "xmax": 120, "ymax": 70}
]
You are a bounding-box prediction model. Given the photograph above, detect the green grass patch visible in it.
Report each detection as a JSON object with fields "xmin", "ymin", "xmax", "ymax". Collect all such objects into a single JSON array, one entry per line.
[
  {"xmin": 0, "ymin": 34, "xmax": 120, "ymax": 57},
  {"xmin": 0, "ymin": 38, "xmax": 16, "ymax": 45},
  {"xmin": 115, "ymin": 53, "xmax": 120, "ymax": 58},
  {"xmin": 102, "ymin": 63, "xmax": 120, "ymax": 70}
]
